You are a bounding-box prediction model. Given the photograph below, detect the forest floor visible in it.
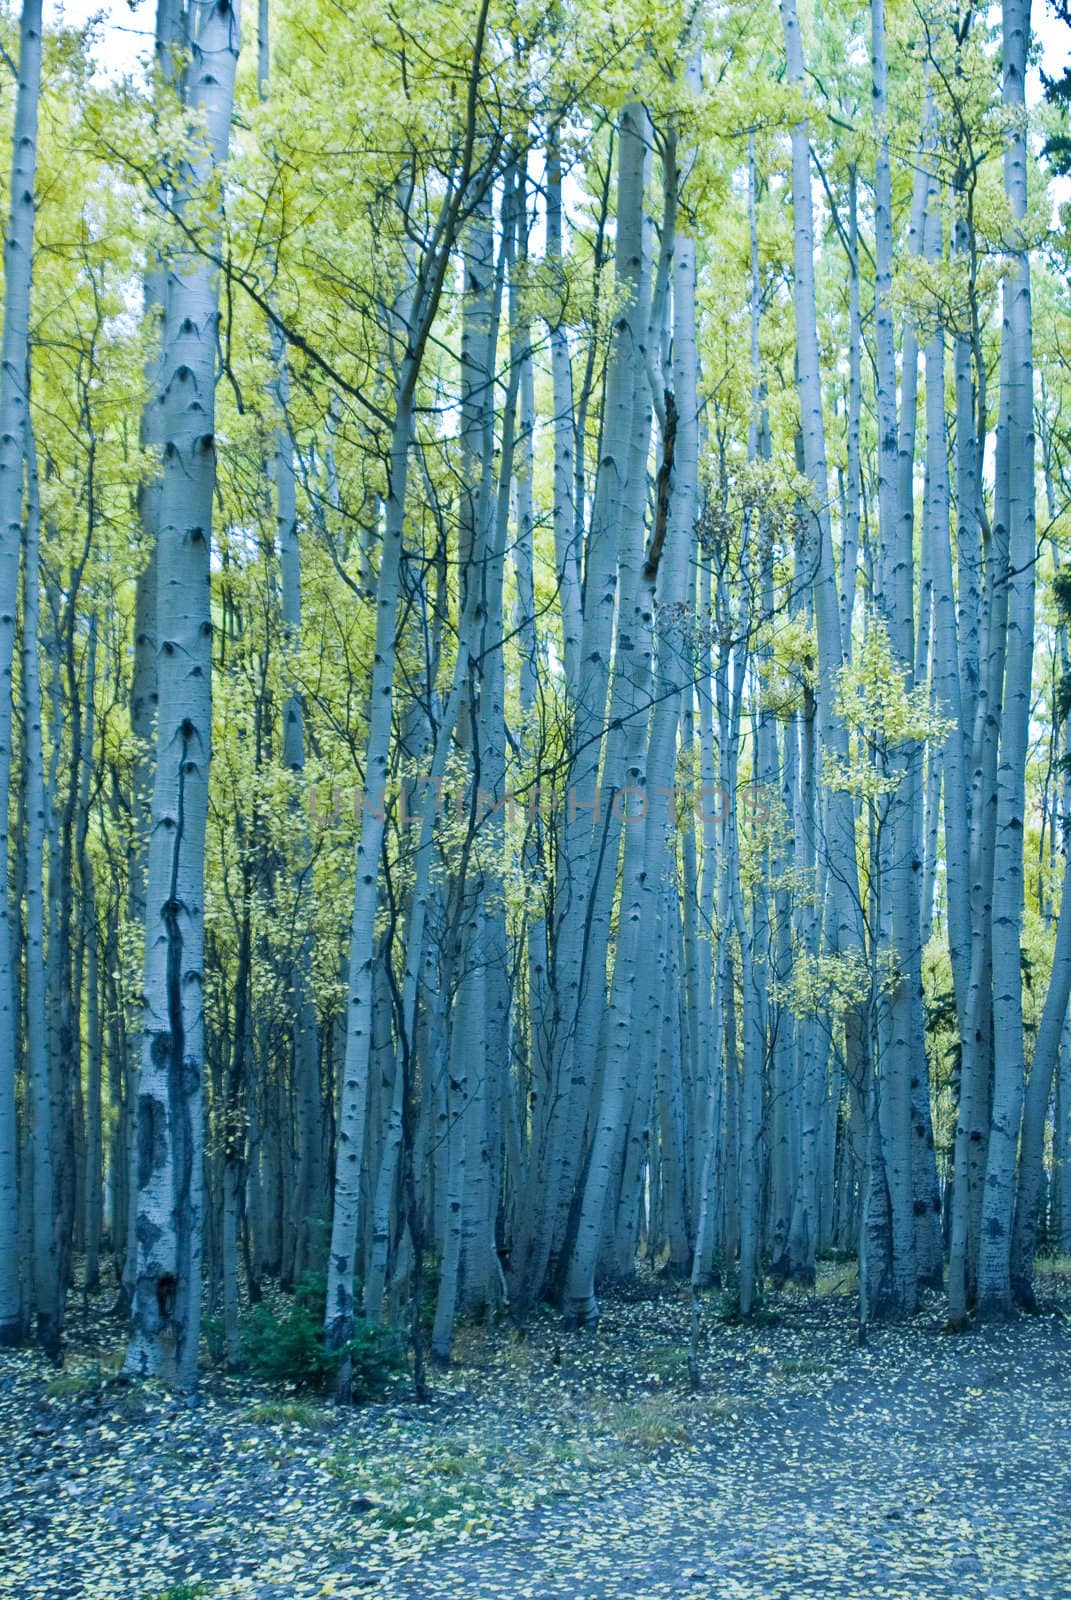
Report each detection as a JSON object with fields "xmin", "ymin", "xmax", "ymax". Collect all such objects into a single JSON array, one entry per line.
[{"xmin": 4, "ymin": 1261, "xmax": 1071, "ymax": 1600}]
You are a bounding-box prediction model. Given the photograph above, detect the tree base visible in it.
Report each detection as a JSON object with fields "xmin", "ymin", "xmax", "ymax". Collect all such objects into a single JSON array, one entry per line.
[
  {"xmin": 973, "ymin": 1296, "xmax": 1017, "ymax": 1324},
  {"xmin": 562, "ymin": 1293, "xmax": 599, "ymax": 1330}
]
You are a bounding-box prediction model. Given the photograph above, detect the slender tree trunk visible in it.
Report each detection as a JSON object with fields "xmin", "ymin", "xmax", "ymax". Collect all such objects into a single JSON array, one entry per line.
[
  {"xmin": 1056, "ymin": 1016, "xmax": 1071, "ymax": 1255},
  {"xmin": 781, "ymin": 0, "xmax": 872, "ymax": 1316},
  {"xmin": 0, "ymin": 0, "xmax": 43, "ymax": 1347},
  {"xmin": 121, "ymin": 0, "xmax": 183, "ymax": 1321},
  {"xmin": 78, "ymin": 619, "xmax": 102, "ymax": 1295},
  {"xmin": 546, "ymin": 130, "xmax": 581, "ymax": 699},
  {"xmin": 928, "ymin": 169, "xmax": 979, "ymax": 1326},
  {"xmin": 512, "ymin": 103, "xmax": 650, "ymax": 1313},
  {"xmin": 839, "ymin": 167, "xmax": 861, "ymax": 660},
  {"xmin": 259, "ymin": 0, "xmax": 324, "ymax": 1282},
  {"xmin": 566, "ymin": 71, "xmax": 699, "ymax": 1319},
  {"xmin": 22, "ymin": 422, "xmax": 58, "ymax": 1351},
  {"xmin": 1010, "ymin": 848, "xmax": 1071, "ymax": 1303},
  {"xmin": 322, "ymin": 59, "xmax": 495, "ymax": 1346},
  {"xmin": 978, "ymin": 0, "xmax": 1036, "ymax": 1315},
  {"xmin": 690, "ymin": 564, "xmax": 722, "ymax": 1288},
  {"xmin": 869, "ymin": 0, "xmax": 918, "ymax": 1316},
  {"xmin": 123, "ymin": 0, "xmax": 241, "ymax": 1388}
]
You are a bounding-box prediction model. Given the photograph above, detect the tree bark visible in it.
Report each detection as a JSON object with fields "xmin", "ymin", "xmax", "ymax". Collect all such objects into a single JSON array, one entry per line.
[
  {"xmin": 978, "ymin": 0, "xmax": 1036, "ymax": 1315},
  {"xmin": 0, "ymin": 0, "xmax": 43, "ymax": 1347},
  {"xmin": 123, "ymin": 0, "xmax": 241, "ymax": 1388}
]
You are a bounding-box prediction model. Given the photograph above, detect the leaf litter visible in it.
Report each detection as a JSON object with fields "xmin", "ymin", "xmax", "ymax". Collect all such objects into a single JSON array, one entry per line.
[{"xmin": 3, "ymin": 1268, "xmax": 1070, "ymax": 1599}]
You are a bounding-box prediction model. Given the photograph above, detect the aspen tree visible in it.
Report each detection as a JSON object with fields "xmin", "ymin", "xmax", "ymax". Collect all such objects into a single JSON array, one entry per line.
[
  {"xmin": 511, "ymin": 101, "xmax": 649, "ymax": 1313},
  {"xmin": 324, "ymin": 0, "xmax": 497, "ymax": 1357},
  {"xmin": 124, "ymin": 0, "xmax": 241, "ymax": 1387},
  {"xmin": 0, "ymin": 0, "xmax": 43, "ymax": 1345},
  {"xmin": 978, "ymin": 0, "xmax": 1037, "ymax": 1314},
  {"xmin": 868, "ymin": 0, "xmax": 917, "ymax": 1316}
]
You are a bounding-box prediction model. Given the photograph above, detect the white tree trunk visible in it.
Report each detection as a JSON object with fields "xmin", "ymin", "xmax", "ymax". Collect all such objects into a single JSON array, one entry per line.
[
  {"xmin": 1056, "ymin": 1017, "xmax": 1071, "ymax": 1255},
  {"xmin": 926, "ymin": 166, "xmax": 978, "ymax": 1326},
  {"xmin": 1011, "ymin": 849, "xmax": 1071, "ymax": 1300},
  {"xmin": 123, "ymin": 0, "xmax": 240, "ymax": 1388},
  {"xmin": 546, "ymin": 131, "xmax": 582, "ymax": 699},
  {"xmin": 566, "ymin": 74, "xmax": 699, "ymax": 1319},
  {"xmin": 512, "ymin": 104, "xmax": 649, "ymax": 1312},
  {"xmin": 869, "ymin": 0, "xmax": 918, "ymax": 1316},
  {"xmin": 979, "ymin": 0, "xmax": 1036, "ymax": 1314},
  {"xmin": 781, "ymin": 0, "xmax": 873, "ymax": 1317},
  {"xmin": 22, "ymin": 423, "xmax": 57, "ymax": 1349},
  {"xmin": 0, "ymin": 0, "xmax": 43, "ymax": 1347},
  {"xmin": 324, "ymin": 404, "xmax": 411, "ymax": 1351},
  {"xmin": 259, "ymin": 0, "xmax": 324, "ymax": 1288},
  {"xmin": 122, "ymin": 0, "xmax": 184, "ymax": 1317},
  {"xmin": 323, "ymin": 52, "xmax": 501, "ymax": 1341}
]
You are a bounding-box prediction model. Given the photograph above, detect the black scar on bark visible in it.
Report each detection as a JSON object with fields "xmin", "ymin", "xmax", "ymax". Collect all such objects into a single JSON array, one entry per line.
[
  {"xmin": 156, "ymin": 1273, "xmax": 177, "ymax": 1321},
  {"xmin": 137, "ymin": 1083, "xmax": 169, "ymax": 1187},
  {"xmin": 135, "ymin": 1213, "xmax": 163, "ymax": 1256}
]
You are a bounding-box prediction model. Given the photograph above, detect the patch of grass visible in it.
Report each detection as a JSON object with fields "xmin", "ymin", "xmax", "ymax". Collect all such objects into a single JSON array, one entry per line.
[
  {"xmin": 431, "ymin": 1446, "xmax": 483, "ymax": 1479},
  {"xmin": 700, "ymin": 1393, "xmax": 746, "ymax": 1420},
  {"xmin": 327, "ymin": 1442, "xmax": 492, "ymax": 1536},
  {"xmin": 776, "ymin": 1274, "xmax": 820, "ymax": 1298},
  {"xmin": 1035, "ymin": 1253, "xmax": 1071, "ymax": 1279},
  {"xmin": 775, "ymin": 1356, "xmax": 831, "ymax": 1378},
  {"xmin": 374, "ymin": 1484, "xmax": 484, "ymax": 1532},
  {"xmin": 816, "ymin": 1261, "xmax": 859, "ymax": 1297},
  {"xmin": 244, "ymin": 1399, "xmax": 330, "ymax": 1429},
  {"xmin": 46, "ymin": 1353, "xmax": 120, "ymax": 1400},
  {"xmin": 47, "ymin": 1370, "xmax": 102, "ymax": 1400},
  {"xmin": 324, "ymin": 1409, "xmax": 633, "ymax": 1551},
  {"xmin": 142, "ymin": 1584, "xmax": 209, "ymax": 1600},
  {"xmin": 593, "ymin": 1392, "xmax": 690, "ymax": 1452},
  {"xmin": 496, "ymin": 1327, "xmax": 539, "ymax": 1374},
  {"xmin": 539, "ymin": 1437, "xmax": 607, "ymax": 1469},
  {"xmin": 644, "ymin": 1343, "xmax": 687, "ymax": 1383},
  {"xmin": 326, "ymin": 1448, "xmax": 370, "ymax": 1490}
]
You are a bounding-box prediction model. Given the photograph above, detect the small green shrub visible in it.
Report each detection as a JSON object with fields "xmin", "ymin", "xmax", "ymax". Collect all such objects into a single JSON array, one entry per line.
[
  {"xmin": 344, "ymin": 1316, "xmax": 406, "ymax": 1398},
  {"xmin": 716, "ymin": 1289, "xmax": 780, "ymax": 1326},
  {"xmin": 240, "ymin": 1274, "xmax": 403, "ymax": 1397}
]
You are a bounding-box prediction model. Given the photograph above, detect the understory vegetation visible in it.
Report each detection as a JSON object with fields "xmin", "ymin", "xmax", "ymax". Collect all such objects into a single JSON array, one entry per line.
[{"xmin": 233, "ymin": 1276, "xmax": 404, "ymax": 1397}]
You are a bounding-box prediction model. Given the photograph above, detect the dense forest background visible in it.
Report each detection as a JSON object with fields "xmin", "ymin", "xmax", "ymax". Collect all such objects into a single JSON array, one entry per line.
[{"xmin": 1, "ymin": 0, "xmax": 1070, "ymax": 1394}]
